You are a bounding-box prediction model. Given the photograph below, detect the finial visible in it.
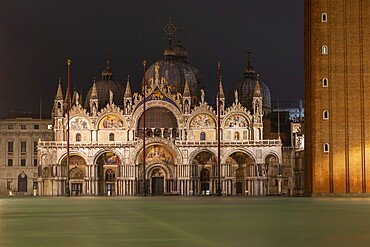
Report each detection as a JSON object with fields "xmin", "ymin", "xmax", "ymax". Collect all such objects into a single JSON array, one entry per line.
[
  {"xmin": 105, "ymin": 47, "xmax": 112, "ymax": 68},
  {"xmin": 246, "ymin": 50, "xmax": 252, "ymax": 66},
  {"xmin": 93, "ymin": 76, "xmax": 96, "ymax": 84},
  {"xmin": 164, "ymin": 18, "xmax": 176, "ymax": 47},
  {"xmin": 177, "ymin": 22, "xmax": 182, "ymax": 45},
  {"xmin": 218, "ymin": 61, "xmax": 221, "ymax": 69},
  {"xmin": 59, "ymin": 77, "xmax": 62, "ymax": 83},
  {"xmin": 127, "ymin": 75, "xmax": 130, "ymax": 82},
  {"xmin": 67, "ymin": 59, "xmax": 71, "ymax": 65}
]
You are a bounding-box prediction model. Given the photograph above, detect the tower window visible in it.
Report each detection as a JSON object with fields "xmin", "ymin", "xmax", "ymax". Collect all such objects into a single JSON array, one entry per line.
[
  {"xmin": 76, "ymin": 133, "xmax": 81, "ymax": 142},
  {"xmin": 322, "ymin": 45, "xmax": 328, "ymax": 55},
  {"xmin": 322, "ymin": 78, "xmax": 328, "ymax": 87},
  {"xmin": 324, "ymin": 143, "xmax": 329, "ymax": 153},
  {"xmin": 109, "ymin": 133, "xmax": 115, "ymax": 141},
  {"xmin": 323, "ymin": 110, "xmax": 329, "ymax": 120},
  {"xmin": 321, "ymin": 13, "xmax": 327, "ymax": 22}
]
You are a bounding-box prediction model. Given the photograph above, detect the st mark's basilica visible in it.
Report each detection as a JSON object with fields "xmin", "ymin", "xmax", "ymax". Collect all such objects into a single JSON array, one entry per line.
[{"xmin": 37, "ymin": 23, "xmax": 283, "ymax": 197}]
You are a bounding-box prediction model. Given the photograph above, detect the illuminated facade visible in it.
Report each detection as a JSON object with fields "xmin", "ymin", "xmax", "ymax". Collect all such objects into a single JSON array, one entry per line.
[
  {"xmin": 37, "ymin": 24, "xmax": 286, "ymax": 196},
  {"xmin": 305, "ymin": 0, "xmax": 370, "ymax": 194}
]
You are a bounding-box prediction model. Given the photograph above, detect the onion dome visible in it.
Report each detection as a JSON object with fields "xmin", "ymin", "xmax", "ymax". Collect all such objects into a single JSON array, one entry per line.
[
  {"xmin": 84, "ymin": 58, "xmax": 124, "ymax": 110},
  {"xmin": 227, "ymin": 54, "xmax": 271, "ymax": 114}
]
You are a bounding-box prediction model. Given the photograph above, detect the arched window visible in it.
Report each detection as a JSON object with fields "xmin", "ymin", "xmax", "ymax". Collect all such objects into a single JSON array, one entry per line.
[
  {"xmin": 324, "ymin": 143, "xmax": 330, "ymax": 153},
  {"xmin": 18, "ymin": 173, "xmax": 27, "ymax": 192},
  {"xmin": 200, "ymin": 132, "xmax": 206, "ymax": 141},
  {"xmin": 321, "ymin": 13, "xmax": 327, "ymax": 22},
  {"xmin": 323, "ymin": 110, "xmax": 329, "ymax": 120},
  {"xmin": 322, "ymin": 45, "xmax": 328, "ymax": 55},
  {"xmin": 76, "ymin": 133, "xmax": 81, "ymax": 142},
  {"xmin": 322, "ymin": 78, "xmax": 328, "ymax": 87},
  {"xmin": 109, "ymin": 133, "xmax": 114, "ymax": 141}
]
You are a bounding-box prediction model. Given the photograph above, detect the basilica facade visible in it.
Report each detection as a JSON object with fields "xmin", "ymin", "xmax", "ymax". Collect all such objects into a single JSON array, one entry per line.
[{"xmin": 37, "ymin": 30, "xmax": 284, "ymax": 196}]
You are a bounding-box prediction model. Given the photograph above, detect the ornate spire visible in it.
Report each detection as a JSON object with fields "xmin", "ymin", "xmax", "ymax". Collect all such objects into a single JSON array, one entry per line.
[
  {"xmin": 102, "ymin": 48, "xmax": 114, "ymax": 79},
  {"xmin": 183, "ymin": 80, "xmax": 191, "ymax": 97},
  {"xmin": 124, "ymin": 75, "xmax": 132, "ymax": 98},
  {"xmin": 91, "ymin": 77, "xmax": 98, "ymax": 99},
  {"xmin": 56, "ymin": 77, "xmax": 63, "ymax": 100},
  {"xmin": 218, "ymin": 76, "xmax": 225, "ymax": 98},
  {"xmin": 254, "ymin": 75, "xmax": 262, "ymax": 97}
]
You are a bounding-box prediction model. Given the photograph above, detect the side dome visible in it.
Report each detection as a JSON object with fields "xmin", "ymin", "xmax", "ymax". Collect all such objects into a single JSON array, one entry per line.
[
  {"xmin": 227, "ymin": 63, "xmax": 271, "ymax": 114},
  {"xmin": 84, "ymin": 61, "xmax": 124, "ymax": 110}
]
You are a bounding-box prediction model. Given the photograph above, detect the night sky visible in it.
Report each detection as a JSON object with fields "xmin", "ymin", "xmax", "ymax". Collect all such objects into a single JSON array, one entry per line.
[{"xmin": 0, "ymin": 0, "xmax": 303, "ymax": 116}]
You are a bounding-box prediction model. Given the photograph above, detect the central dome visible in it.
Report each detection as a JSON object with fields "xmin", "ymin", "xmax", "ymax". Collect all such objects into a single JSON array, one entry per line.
[
  {"xmin": 144, "ymin": 58, "xmax": 202, "ymax": 101},
  {"xmin": 144, "ymin": 32, "xmax": 203, "ymax": 104}
]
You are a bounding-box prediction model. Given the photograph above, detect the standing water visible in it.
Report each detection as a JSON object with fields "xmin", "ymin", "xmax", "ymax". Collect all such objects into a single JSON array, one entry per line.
[{"xmin": 0, "ymin": 196, "xmax": 369, "ymax": 247}]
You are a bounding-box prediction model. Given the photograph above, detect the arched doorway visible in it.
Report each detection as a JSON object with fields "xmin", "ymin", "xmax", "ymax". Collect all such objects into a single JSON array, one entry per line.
[
  {"xmin": 138, "ymin": 144, "xmax": 176, "ymax": 195},
  {"xmin": 192, "ymin": 151, "xmax": 216, "ymax": 195},
  {"xmin": 226, "ymin": 152, "xmax": 254, "ymax": 195},
  {"xmin": 61, "ymin": 155, "xmax": 87, "ymax": 196},
  {"xmin": 18, "ymin": 173, "xmax": 27, "ymax": 193},
  {"xmin": 150, "ymin": 167, "xmax": 165, "ymax": 195},
  {"xmin": 200, "ymin": 169, "xmax": 210, "ymax": 193},
  {"xmin": 96, "ymin": 152, "xmax": 120, "ymax": 196}
]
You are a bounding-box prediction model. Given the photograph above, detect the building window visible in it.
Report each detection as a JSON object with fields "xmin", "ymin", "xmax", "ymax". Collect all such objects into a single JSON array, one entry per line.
[
  {"xmin": 322, "ymin": 45, "xmax": 328, "ymax": 55},
  {"xmin": 21, "ymin": 141, "xmax": 27, "ymax": 153},
  {"xmin": 8, "ymin": 124, "xmax": 13, "ymax": 129},
  {"xmin": 109, "ymin": 133, "xmax": 114, "ymax": 141},
  {"xmin": 21, "ymin": 124, "xmax": 26, "ymax": 129},
  {"xmin": 321, "ymin": 13, "xmax": 327, "ymax": 22},
  {"xmin": 200, "ymin": 132, "xmax": 206, "ymax": 141},
  {"xmin": 8, "ymin": 141, "xmax": 14, "ymax": 153},
  {"xmin": 322, "ymin": 78, "xmax": 328, "ymax": 87},
  {"xmin": 323, "ymin": 110, "xmax": 329, "ymax": 120},
  {"xmin": 21, "ymin": 159, "xmax": 26, "ymax": 166},
  {"xmin": 76, "ymin": 133, "xmax": 81, "ymax": 142},
  {"xmin": 8, "ymin": 159, "xmax": 13, "ymax": 166},
  {"xmin": 324, "ymin": 143, "xmax": 330, "ymax": 153},
  {"xmin": 7, "ymin": 180, "xmax": 12, "ymax": 190},
  {"xmin": 33, "ymin": 159, "xmax": 38, "ymax": 166},
  {"xmin": 34, "ymin": 124, "xmax": 39, "ymax": 129},
  {"xmin": 34, "ymin": 142, "xmax": 38, "ymax": 153}
]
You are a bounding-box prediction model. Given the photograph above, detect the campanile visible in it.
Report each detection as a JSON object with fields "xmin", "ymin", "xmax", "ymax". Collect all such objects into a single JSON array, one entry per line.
[{"xmin": 305, "ymin": 0, "xmax": 370, "ymax": 195}]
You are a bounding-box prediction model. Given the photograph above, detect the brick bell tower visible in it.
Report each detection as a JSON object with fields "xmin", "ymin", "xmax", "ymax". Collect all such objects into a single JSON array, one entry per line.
[{"xmin": 305, "ymin": 0, "xmax": 370, "ymax": 195}]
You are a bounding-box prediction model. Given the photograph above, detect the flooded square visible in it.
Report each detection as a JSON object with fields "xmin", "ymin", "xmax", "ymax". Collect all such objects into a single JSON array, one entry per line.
[{"xmin": 1, "ymin": 197, "xmax": 370, "ymax": 247}]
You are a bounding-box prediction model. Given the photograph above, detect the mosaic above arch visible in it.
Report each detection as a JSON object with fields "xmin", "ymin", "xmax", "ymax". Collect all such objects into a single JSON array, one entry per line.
[
  {"xmin": 96, "ymin": 152, "xmax": 121, "ymax": 165},
  {"xmin": 98, "ymin": 114, "xmax": 125, "ymax": 129},
  {"xmin": 139, "ymin": 145, "xmax": 174, "ymax": 166},
  {"xmin": 70, "ymin": 116, "xmax": 89, "ymax": 130},
  {"xmin": 225, "ymin": 114, "xmax": 248, "ymax": 128},
  {"xmin": 190, "ymin": 114, "xmax": 215, "ymax": 128}
]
